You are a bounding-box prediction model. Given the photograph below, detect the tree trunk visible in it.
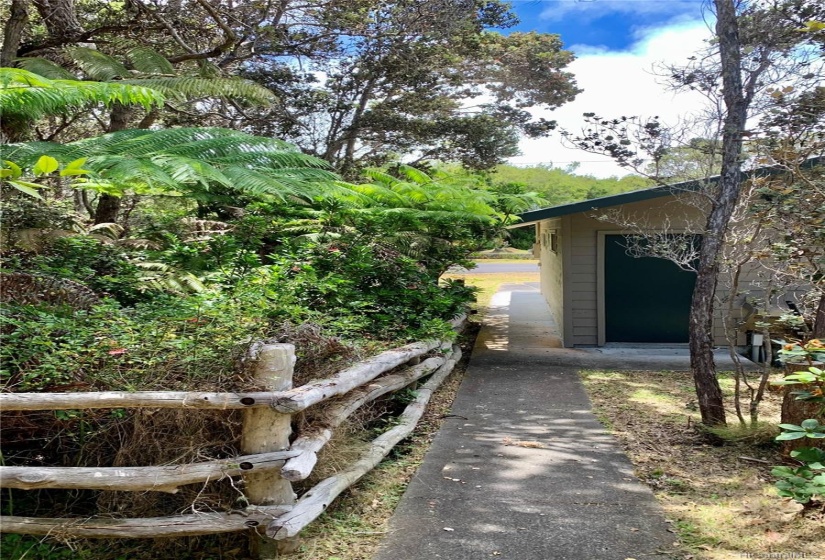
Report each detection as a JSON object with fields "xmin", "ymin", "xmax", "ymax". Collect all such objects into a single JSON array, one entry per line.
[
  {"xmin": 689, "ymin": 259, "xmax": 727, "ymax": 426},
  {"xmin": 813, "ymin": 293, "xmax": 825, "ymax": 339},
  {"xmin": 93, "ymin": 193, "xmax": 122, "ymax": 224},
  {"xmin": 341, "ymin": 78, "xmax": 376, "ymax": 174},
  {"xmin": 93, "ymin": 103, "xmax": 133, "ymax": 224},
  {"xmin": 32, "ymin": 0, "xmax": 84, "ymax": 42},
  {"xmin": 688, "ymin": 0, "xmax": 751, "ymax": 427},
  {"xmin": 1, "ymin": 0, "xmax": 33, "ymax": 142},
  {"xmin": 1, "ymin": 0, "xmax": 29, "ymax": 67}
]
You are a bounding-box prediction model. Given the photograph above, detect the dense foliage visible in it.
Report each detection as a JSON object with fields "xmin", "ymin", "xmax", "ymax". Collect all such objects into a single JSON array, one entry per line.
[{"xmin": 490, "ymin": 163, "xmax": 652, "ymax": 206}]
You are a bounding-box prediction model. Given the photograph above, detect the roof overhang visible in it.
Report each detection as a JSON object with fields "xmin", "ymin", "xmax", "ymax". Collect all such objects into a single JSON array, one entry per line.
[{"xmin": 507, "ymin": 157, "xmax": 823, "ymax": 229}]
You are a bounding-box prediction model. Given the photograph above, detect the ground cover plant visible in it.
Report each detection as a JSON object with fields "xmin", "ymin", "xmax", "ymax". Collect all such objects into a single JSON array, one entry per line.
[{"xmin": 580, "ymin": 369, "xmax": 825, "ymax": 559}]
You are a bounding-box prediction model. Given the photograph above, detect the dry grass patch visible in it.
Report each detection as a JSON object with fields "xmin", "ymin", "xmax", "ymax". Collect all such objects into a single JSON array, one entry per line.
[{"xmin": 580, "ymin": 369, "xmax": 825, "ymax": 560}]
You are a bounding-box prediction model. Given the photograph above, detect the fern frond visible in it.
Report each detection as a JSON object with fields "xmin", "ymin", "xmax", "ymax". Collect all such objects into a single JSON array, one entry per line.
[
  {"xmin": 347, "ymin": 183, "xmax": 408, "ymax": 206},
  {"xmin": 4, "ymin": 126, "xmax": 341, "ymax": 202},
  {"xmin": 0, "ymin": 69, "xmax": 165, "ymax": 120},
  {"xmin": 125, "ymin": 47, "xmax": 176, "ymax": 75},
  {"xmin": 315, "ymin": 181, "xmax": 376, "ymax": 206},
  {"xmin": 362, "ymin": 169, "xmax": 401, "ymax": 188},
  {"xmin": 135, "ymin": 262, "xmax": 205, "ymax": 294},
  {"xmin": 209, "ymin": 150, "xmax": 329, "ymax": 169},
  {"xmin": 87, "ymin": 222, "xmax": 124, "ymax": 240},
  {"xmin": 220, "ymin": 166, "xmax": 318, "ymax": 201},
  {"xmin": 16, "ymin": 57, "xmax": 75, "ymax": 80},
  {"xmin": 392, "ymin": 181, "xmax": 432, "ymax": 205},
  {"xmin": 395, "ymin": 164, "xmax": 433, "ymax": 185},
  {"xmin": 86, "ymin": 155, "xmax": 181, "ymax": 192},
  {"xmin": 122, "ymin": 77, "xmax": 276, "ymax": 105},
  {"xmin": 105, "ymin": 128, "xmax": 288, "ymax": 159},
  {"xmin": 149, "ymin": 154, "xmax": 230, "ymax": 189},
  {"xmin": 67, "ymin": 47, "xmax": 131, "ymax": 81}
]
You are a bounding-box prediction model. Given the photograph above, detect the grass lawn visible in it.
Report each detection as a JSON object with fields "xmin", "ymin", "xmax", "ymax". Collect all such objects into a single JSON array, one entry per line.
[{"xmin": 580, "ymin": 369, "xmax": 825, "ymax": 559}]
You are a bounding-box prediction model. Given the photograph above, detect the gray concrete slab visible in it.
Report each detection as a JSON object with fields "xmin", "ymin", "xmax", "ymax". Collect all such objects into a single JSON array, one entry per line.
[{"xmin": 372, "ymin": 284, "xmax": 684, "ymax": 560}]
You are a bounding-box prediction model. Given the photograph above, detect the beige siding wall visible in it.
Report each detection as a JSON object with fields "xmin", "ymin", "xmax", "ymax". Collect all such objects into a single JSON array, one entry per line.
[
  {"xmin": 562, "ymin": 194, "xmax": 723, "ymax": 346},
  {"xmin": 536, "ymin": 193, "xmax": 806, "ymax": 348},
  {"xmin": 537, "ymin": 219, "xmax": 565, "ymax": 340},
  {"xmin": 568, "ymin": 214, "xmax": 598, "ymax": 346}
]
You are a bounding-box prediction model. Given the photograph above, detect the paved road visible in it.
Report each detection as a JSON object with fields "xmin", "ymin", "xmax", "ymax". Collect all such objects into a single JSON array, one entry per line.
[{"xmin": 452, "ymin": 261, "xmax": 539, "ymax": 274}]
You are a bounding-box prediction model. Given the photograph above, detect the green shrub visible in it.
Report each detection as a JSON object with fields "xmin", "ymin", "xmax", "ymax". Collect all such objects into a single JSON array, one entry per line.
[
  {"xmin": 773, "ymin": 422, "xmax": 825, "ymax": 504},
  {"xmin": 0, "ymin": 291, "xmax": 269, "ymax": 392},
  {"xmin": 259, "ymin": 239, "xmax": 476, "ymax": 339},
  {"xmin": 5, "ymin": 236, "xmax": 147, "ymax": 305}
]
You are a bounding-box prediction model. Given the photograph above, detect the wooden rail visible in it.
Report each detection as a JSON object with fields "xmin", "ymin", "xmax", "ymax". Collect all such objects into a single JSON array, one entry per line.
[
  {"xmin": 0, "ymin": 450, "xmax": 298, "ymax": 493},
  {"xmin": 0, "ymin": 315, "xmax": 466, "ymax": 558},
  {"xmin": 0, "ymin": 340, "xmax": 442, "ymax": 412}
]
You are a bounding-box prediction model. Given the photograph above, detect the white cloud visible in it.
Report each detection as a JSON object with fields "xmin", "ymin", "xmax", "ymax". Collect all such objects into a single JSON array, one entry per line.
[{"xmin": 509, "ymin": 20, "xmax": 714, "ymax": 178}]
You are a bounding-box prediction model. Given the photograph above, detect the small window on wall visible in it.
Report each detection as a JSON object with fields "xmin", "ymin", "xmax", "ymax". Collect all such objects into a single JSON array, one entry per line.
[{"xmin": 550, "ymin": 231, "xmax": 558, "ymax": 254}]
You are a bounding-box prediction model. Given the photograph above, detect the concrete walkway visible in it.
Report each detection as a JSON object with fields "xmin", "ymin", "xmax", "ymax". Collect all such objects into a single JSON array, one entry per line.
[{"xmin": 373, "ymin": 282, "xmax": 679, "ymax": 560}]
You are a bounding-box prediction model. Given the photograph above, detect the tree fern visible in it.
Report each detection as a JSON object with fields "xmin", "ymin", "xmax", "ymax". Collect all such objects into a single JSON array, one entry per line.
[
  {"xmin": 0, "ymin": 69, "xmax": 165, "ymax": 121},
  {"xmin": 394, "ymin": 164, "xmax": 433, "ymax": 185},
  {"xmin": 18, "ymin": 47, "xmax": 276, "ymax": 107},
  {"xmin": 1, "ymin": 127, "xmax": 339, "ymax": 202},
  {"xmin": 125, "ymin": 47, "xmax": 175, "ymax": 75},
  {"xmin": 121, "ymin": 76, "xmax": 276, "ymax": 105},
  {"xmin": 67, "ymin": 47, "xmax": 131, "ymax": 81},
  {"xmin": 15, "ymin": 58, "xmax": 75, "ymax": 80}
]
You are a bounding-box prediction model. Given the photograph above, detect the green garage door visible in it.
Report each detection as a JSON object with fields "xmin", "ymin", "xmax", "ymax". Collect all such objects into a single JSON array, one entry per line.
[{"xmin": 604, "ymin": 235, "xmax": 696, "ymax": 343}]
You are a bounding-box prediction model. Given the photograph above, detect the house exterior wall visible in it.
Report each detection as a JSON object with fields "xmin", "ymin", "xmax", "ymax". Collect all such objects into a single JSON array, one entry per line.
[
  {"xmin": 536, "ymin": 218, "xmax": 565, "ymax": 339},
  {"xmin": 538, "ymin": 193, "xmax": 729, "ymax": 347}
]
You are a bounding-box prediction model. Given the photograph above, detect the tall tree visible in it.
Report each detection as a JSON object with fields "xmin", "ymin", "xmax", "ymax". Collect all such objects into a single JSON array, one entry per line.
[
  {"xmin": 242, "ymin": 3, "xmax": 579, "ymax": 174},
  {"xmin": 561, "ymin": 0, "xmax": 824, "ymax": 426}
]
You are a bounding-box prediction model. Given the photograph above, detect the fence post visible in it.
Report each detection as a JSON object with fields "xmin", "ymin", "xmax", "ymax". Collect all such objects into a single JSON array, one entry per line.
[{"xmin": 242, "ymin": 343, "xmax": 299, "ymax": 557}]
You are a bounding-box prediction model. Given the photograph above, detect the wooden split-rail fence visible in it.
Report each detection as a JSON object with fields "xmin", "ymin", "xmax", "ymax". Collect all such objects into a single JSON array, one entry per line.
[{"xmin": 0, "ymin": 316, "xmax": 466, "ymax": 557}]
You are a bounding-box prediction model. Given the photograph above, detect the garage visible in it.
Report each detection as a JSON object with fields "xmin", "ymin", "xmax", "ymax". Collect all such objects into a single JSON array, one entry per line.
[{"xmin": 603, "ymin": 234, "xmax": 696, "ymax": 343}]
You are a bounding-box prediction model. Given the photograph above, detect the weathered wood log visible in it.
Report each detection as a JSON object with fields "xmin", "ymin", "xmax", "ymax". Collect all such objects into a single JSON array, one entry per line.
[
  {"xmin": 0, "ymin": 391, "xmax": 281, "ymax": 412},
  {"xmin": 0, "ymin": 450, "xmax": 299, "ymax": 493},
  {"xmin": 281, "ymin": 355, "xmax": 448, "ymax": 481},
  {"xmin": 0, "ymin": 505, "xmax": 292, "ymax": 538},
  {"xmin": 266, "ymin": 347, "xmax": 461, "ymax": 539},
  {"xmin": 270, "ymin": 339, "xmax": 444, "ymax": 413},
  {"xmin": 450, "ymin": 314, "xmax": 467, "ymax": 334},
  {"xmin": 241, "ymin": 343, "xmax": 298, "ymax": 558},
  {"xmin": 0, "ymin": 326, "xmax": 464, "ymax": 413}
]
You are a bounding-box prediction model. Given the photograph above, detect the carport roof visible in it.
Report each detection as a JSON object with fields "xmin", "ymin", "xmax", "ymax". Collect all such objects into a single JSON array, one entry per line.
[{"xmin": 511, "ymin": 157, "xmax": 823, "ymax": 228}]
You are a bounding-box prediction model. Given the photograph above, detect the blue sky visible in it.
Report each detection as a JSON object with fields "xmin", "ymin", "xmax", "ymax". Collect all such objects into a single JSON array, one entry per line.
[
  {"xmin": 506, "ymin": 0, "xmax": 707, "ymax": 52},
  {"xmin": 498, "ymin": 1, "xmax": 715, "ymax": 177}
]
